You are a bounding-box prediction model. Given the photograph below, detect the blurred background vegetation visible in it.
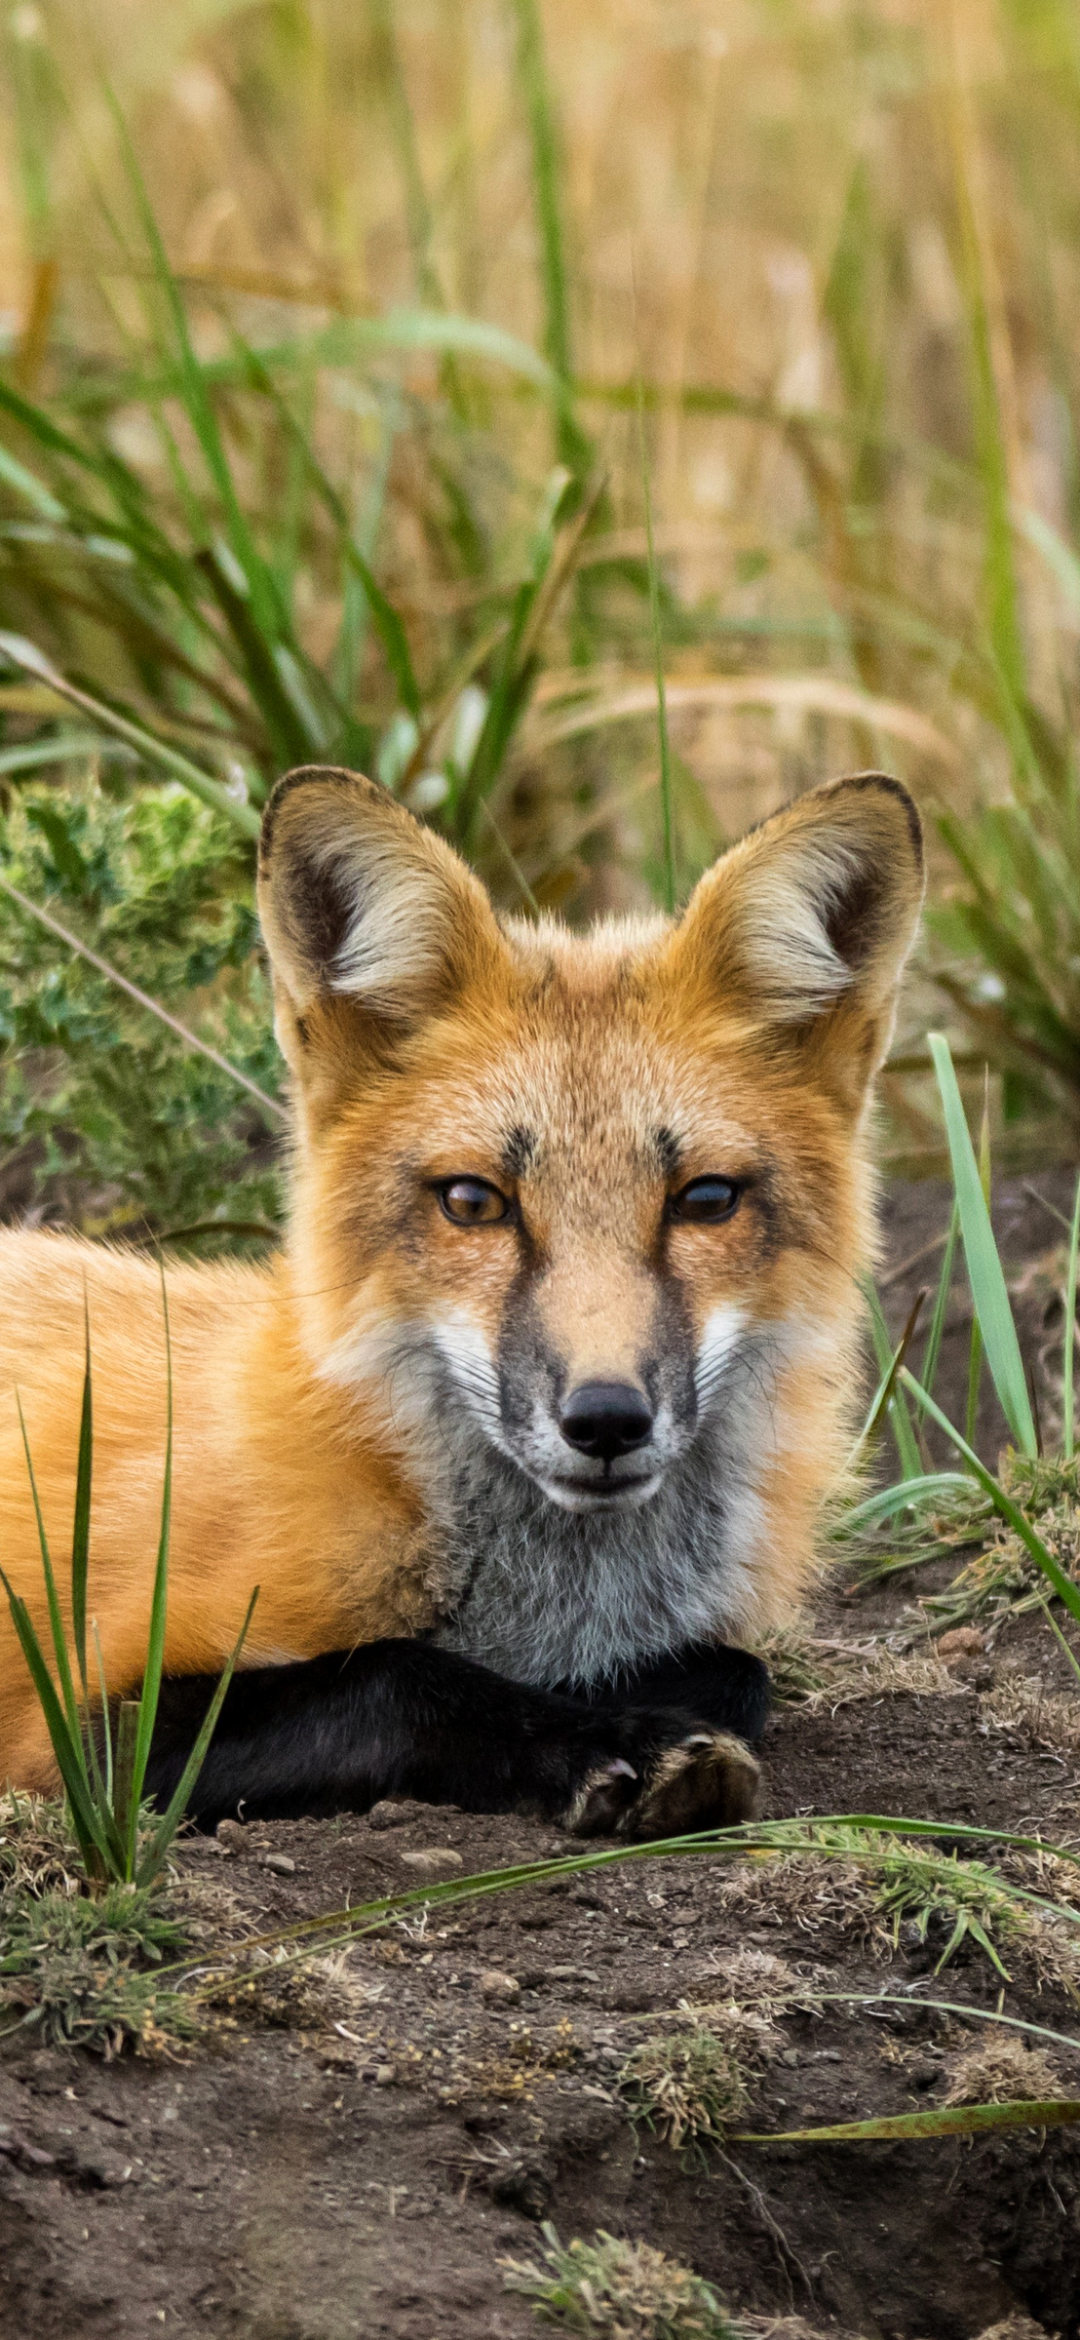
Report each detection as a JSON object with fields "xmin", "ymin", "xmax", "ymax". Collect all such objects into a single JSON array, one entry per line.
[{"xmin": 2, "ymin": 0, "xmax": 1080, "ymax": 1249}]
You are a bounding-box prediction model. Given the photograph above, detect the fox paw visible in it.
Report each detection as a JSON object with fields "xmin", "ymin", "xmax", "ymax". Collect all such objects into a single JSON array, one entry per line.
[
  {"xmin": 564, "ymin": 1731, "xmax": 760, "ymax": 1840},
  {"xmin": 623, "ymin": 1730, "xmax": 760, "ymax": 1838}
]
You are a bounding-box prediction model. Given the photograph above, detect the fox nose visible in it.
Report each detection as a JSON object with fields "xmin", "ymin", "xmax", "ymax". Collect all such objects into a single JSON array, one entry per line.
[{"xmin": 558, "ymin": 1380, "xmax": 655, "ymax": 1463}]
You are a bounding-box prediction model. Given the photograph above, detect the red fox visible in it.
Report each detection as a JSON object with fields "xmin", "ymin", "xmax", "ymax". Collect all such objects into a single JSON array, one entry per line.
[{"xmin": 0, "ymin": 766, "xmax": 923, "ymax": 1834}]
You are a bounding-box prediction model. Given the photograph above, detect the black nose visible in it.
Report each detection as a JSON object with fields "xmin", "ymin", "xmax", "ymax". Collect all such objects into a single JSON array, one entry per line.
[{"xmin": 558, "ymin": 1380, "xmax": 655, "ymax": 1464}]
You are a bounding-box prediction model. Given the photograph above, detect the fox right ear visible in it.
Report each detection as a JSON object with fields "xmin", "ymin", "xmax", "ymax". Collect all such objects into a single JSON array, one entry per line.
[{"xmin": 258, "ymin": 766, "xmax": 506, "ymax": 1086}]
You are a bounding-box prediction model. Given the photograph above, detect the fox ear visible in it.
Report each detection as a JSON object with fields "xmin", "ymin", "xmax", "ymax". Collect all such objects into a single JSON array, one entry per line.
[
  {"xmin": 670, "ymin": 773, "xmax": 924, "ymax": 1100},
  {"xmin": 258, "ymin": 765, "xmax": 506, "ymax": 1086}
]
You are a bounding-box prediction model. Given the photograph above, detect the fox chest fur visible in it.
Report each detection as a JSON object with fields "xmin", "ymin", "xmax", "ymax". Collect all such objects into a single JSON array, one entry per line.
[{"xmin": 0, "ymin": 766, "xmax": 923, "ymax": 1788}]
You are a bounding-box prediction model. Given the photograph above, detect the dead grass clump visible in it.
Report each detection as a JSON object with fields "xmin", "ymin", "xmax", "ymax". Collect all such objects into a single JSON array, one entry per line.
[
  {"xmin": 618, "ymin": 2029, "xmax": 751, "ymax": 2158},
  {"xmin": 942, "ymin": 2036, "xmax": 1061, "ymax": 2106},
  {"xmin": 981, "ymin": 1675, "xmax": 1080, "ymax": 1757},
  {"xmin": 0, "ymin": 1793, "xmax": 83, "ymax": 1900},
  {"xmin": 720, "ymin": 1851, "xmax": 884, "ymax": 1953},
  {"xmin": 199, "ymin": 1944, "xmax": 380, "ymax": 2033},
  {"xmin": 706, "ymin": 1948, "xmax": 825, "ymax": 2014},
  {"xmin": 504, "ymin": 2222, "xmax": 738, "ymax": 2338}
]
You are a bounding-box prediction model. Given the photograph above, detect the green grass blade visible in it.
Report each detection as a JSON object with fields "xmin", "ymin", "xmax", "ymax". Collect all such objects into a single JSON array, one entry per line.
[
  {"xmin": 864, "ymin": 1279, "xmax": 923, "ymax": 1478},
  {"xmin": 634, "ymin": 364, "xmax": 675, "ymax": 914},
  {"xmin": 851, "ymin": 1288, "xmax": 927, "ymax": 1463},
  {"xmin": 1064, "ymin": 1171, "xmax": 1080, "ymax": 1460},
  {"xmin": 91, "ymin": 1621, "xmax": 114, "ymax": 1804},
  {"xmin": 898, "ymin": 1367, "xmax": 1080, "ymax": 1623},
  {"xmin": 0, "ymin": 1567, "xmax": 112, "ymax": 1871},
  {"xmin": 0, "ymin": 634, "xmax": 259, "ymax": 835},
  {"xmin": 928, "ymin": 1033, "xmax": 1036, "ymax": 1455},
  {"xmin": 510, "ymin": 0, "xmax": 590, "ymax": 472},
  {"xmin": 735, "ymin": 2099, "xmax": 1080, "ymax": 2145},
  {"xmin": 70, "ymin": 1298, "xmax": 92, "ymax": 1698},
  {"xmin": 124, "ymin": 1266, "xmax": 174, "ymax": 1872},
  {"xmin": 1037, "ymin": 1597, "xmax": 1080, "ymax": 1688},
  {"xmin": 106, "ymin": 94, "xmax": 285, "ymax": 648},
  {"xmin": 136, "ymin": 1586, "xmax": 259, "ymax": 1886},
  {"xmin": 839, "ymin": 1472, "xmax": 976, "ymax": 1534},
  {"xmin": 14, "ymin": 1392, "xmax": 81, "ymax": 1749},
  {"xmin": 917, "ymin": 1203, "xmax": 960, "ymax": 1410}
]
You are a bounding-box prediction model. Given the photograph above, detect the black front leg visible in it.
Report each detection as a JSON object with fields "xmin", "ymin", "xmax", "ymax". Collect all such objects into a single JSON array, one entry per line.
[
  {"xmin": 144, "ymin": 1637, "xmax": 764, "ymax": 1839},
  {"xmin": 585, "ymin": 1640, "xmax": 771, "ymax": 1744}
]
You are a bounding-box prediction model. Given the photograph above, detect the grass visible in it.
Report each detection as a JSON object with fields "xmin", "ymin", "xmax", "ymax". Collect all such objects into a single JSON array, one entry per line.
[
  {"xmin": 0, "ymin": 1792, "xmax": 195, "ymax": 2054},
  {"xmin": 618, "ymin": 2029, "xmax": 752, "ymax": 2161},
  {"xmin": 9, "ymin": 1, "xmax": 1080, "ymax": 1232},
  {"xmin": 1, "ymin": 1287, "xmax": 254, "ymax": 1888},
  {"xmin": 504, "ymin": 2224, "xmax": 739, "ymax": 2339}
]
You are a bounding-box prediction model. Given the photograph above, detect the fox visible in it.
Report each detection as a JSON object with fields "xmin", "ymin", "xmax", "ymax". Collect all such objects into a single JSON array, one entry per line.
[{"xmin": 0, "ymin": 764, "xmax": 923, "ymax": 1838}]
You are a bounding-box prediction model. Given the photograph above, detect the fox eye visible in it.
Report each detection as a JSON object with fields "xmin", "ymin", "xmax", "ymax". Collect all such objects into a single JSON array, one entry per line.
[
  {"xmin": 437, "ymin": 1177, "xmax": 511, "ymax": 1227},
  {"xmin": 668, "ymin": 1176, "xmax": 742, "ymax": 1225}
]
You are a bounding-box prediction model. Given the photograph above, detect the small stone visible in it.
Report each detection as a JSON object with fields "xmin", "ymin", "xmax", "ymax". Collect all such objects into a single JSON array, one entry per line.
[
  {"xmin": 261, "ymin": 1852, "xmax": 296, "ymax": 1876},
  {"xmin": 938, "ymin": 1627, "xmax": 986, "ymax": 1664},
  {"xmin": 367, "ymin": 1800, "xmax": 417, "ymax": 1831},
  {"xmin": 480, "ymin": 1970, "xmax": 521, "ymax": 2005},
  {"xmin": 399, "ymin": 1847, "xmax": 463, "ymax": 1873},
  {"xmin": 374, "ymin": 2065, "xmax": 397, "ymax": 2087}
]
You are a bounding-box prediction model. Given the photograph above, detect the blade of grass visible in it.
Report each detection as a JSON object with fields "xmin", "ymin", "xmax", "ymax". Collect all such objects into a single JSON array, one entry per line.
[
  {"xmin": 509, "ymin": 0, "xmax": 590, "ymax": 473},
  {"xmin": 12, "ymin": 1390, "xmax": 88, "ymax": 1765},
  {"xmin": 1064, "ymin": 1171, "xmax": 1080, "ymax": 1460},
  {"xmin": 851, "ymin": 1288, "xmax": 928, "ymax": 1463},
  {"xmin": 634, "ymin": 342, "xmax": 676, "ymax": 914},
  {"xmin": 1037, "ymin": 1597, "xmax": 1080, "ymax": 1688},
  {"xmin": 0, "ymin": 1567, "xmax": 113, "ymax": 1875},
  {"xmin": 864, "ymin": 1278, "xmax": 923, "ymax": 1478},
  {"xmin": 0, "ymin": 634, "xmax": 260, "ymax": 835},
  {"xmin": 735, "ymin": 2099, "xmax": 1080, "ymax": 2145},
  {"xmin": 916, "ymin": 1202, "xmax": 960, "ymax": 1411},
  {"xmin": 838, "ymin": 1472, "xmax": 977, "ymax": 1535},
  {"xmin": 70, "ymin": 1299, "xmax": 92, "ymax": 1699},
  {"xmin": 136, "ymin": 1586, "xmax": 259, "ymax": 1885},
  {"xmin": 898, "ymin": 1366, "xmax": 1080, "ymax": 1623},
  {"xmin": 928, "ymin": 1032, "xmax": 1036, "ymax": 1455},
  {"xmin": 123, "ymin": 1267, "xmax": 173, "ymax": 1875}
]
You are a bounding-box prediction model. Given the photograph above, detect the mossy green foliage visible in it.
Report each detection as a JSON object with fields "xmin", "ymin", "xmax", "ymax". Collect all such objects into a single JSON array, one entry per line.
[
  {"xmin": 0, "ymin": 777, "xmax": 281, "ymax": 1239},
  {"xmin": 1, "ymin": 1796, "xmax": 194, "ymax": 2056}
]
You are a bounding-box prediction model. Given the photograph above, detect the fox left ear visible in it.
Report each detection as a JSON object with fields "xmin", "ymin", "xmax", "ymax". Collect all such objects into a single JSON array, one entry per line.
[
  {"xmin": 257, "ymin": 765, "xmax": 508, "ymax": 1101},
  {"xmin": 670, "ymin": 773, "xmax": 925, "ymax": 1106}
]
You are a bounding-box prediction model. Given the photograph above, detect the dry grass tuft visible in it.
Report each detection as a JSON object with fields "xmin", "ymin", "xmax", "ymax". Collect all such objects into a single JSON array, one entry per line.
[
  {"xmin": 942, "ymin": 2036, "xmax": 1061, "ymax": 2107},
  {"xmin": 504, "ymin": 2222, "xmax": 738, "ymax": 2338},
  {"xmin": 0, "ymin": 1792, "xmax": 84, "ymax": 1900},
  {"xmin": 618, "ymin": 2028, "xmax": 752, "ymax": 2157},
  {"xmin": 684, "ymin": 1946, "xmax": 825, "ymax": 2022},
  {"xmin": 981, "ymin": 1675, "xmax": 1080, "ymax": 1758}
]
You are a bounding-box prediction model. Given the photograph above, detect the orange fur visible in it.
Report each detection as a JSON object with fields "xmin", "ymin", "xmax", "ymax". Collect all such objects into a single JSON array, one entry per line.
[{"xmin": 0, "ymin": 768, "xmax": 923, "ymax": 1788}]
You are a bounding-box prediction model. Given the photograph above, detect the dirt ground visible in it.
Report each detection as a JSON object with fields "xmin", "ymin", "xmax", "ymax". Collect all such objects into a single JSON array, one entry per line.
[{"xmin": 3, "ymin": 1168, "xmax": 1080, "ymax": 2340}]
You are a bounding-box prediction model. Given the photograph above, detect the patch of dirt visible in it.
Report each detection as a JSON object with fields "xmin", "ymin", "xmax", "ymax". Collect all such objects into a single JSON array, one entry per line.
[{"xmin": 2, "ymin": 1175, "xmax": 1080, "ymax": 2340}]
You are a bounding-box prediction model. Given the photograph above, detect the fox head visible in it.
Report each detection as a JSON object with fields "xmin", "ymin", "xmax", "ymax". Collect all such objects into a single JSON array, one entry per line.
[{"xmin": 258, "ymin": 765, "xmax": 922, "ymax": 1678}]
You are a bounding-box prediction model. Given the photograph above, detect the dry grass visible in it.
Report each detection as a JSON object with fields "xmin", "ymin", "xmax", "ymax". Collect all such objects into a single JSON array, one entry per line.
[
  {"xmin": 942, "ymin": 2035, "xmax": 1062, "ymax": 2106},
  {"xmin": 980, "ymin": 1674, "xmax": 1080, "ymax": 1758},
  {"xmin": 618, "ymin": 2028, "xmax": 753, "ymax": 2157}
]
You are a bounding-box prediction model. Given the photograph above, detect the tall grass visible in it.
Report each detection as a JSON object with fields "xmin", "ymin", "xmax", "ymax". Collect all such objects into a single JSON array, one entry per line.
[{"xmin": 5, "ymin": 0, "xmax": 1080, "ymax": 1234}]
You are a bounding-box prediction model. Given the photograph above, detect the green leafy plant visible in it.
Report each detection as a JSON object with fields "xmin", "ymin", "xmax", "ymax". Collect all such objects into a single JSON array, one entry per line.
[{"xmin": 0, "ymin": 1288, "xmax": 255, "ymax": 1888}]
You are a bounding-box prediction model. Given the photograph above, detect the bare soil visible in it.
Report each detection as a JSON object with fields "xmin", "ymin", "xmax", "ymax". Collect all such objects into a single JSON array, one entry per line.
[{"xmin": 3, "ymin": 1168, "xmax": 1080, "ymax": 2340}]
